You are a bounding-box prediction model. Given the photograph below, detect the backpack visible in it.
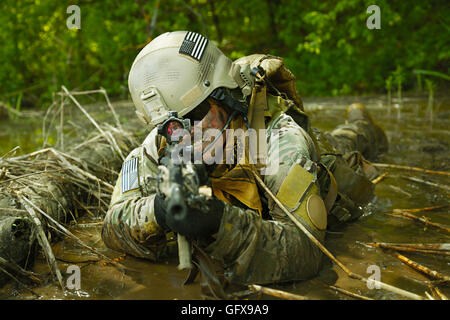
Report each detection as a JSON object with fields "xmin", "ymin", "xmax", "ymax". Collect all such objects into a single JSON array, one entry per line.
[{"xmin": 234, "ymin": 54, "xmax": 376, "ymax": 229}]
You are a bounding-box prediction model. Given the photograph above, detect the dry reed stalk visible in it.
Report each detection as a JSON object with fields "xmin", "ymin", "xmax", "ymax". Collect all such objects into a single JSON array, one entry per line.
[
  {"xmin": 18, "ymin": 194, "xmax": 64, "ymax": 290},
  {"xmin": 20, "ymin": 195, "xmax": 129, "ymax": 273},
  {"xmin": 0, "ymin": 88, "xmax": 139, "ymax": 288},
  {"xmin": 61, "ymin": 86, "xmax": 125, "ymax": 161},
  {"xmin": 61, "ymin": 87, "xmax": 122, "ymax": 130},
  {"xmin": 100, "ymin": 87, "xmax": 122, "ymax": 130}
]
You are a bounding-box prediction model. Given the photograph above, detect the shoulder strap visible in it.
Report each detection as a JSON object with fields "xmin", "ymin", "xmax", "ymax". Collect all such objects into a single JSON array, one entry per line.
[{"xmin": 318, "ymin": 162, "xmax": 338, "ymax": 213}]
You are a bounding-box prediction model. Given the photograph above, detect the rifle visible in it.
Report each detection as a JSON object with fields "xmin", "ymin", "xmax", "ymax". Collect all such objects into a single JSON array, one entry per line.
[{"xmin": 157, "ymin": 111, "xmax": 195, "ymax": 270}]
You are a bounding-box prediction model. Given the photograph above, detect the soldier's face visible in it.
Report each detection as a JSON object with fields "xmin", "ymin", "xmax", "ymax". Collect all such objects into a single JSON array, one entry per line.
[
  {"xmin": 196, "ymin": 100, "xmax": 228, "ymax": 158},
  {"xmin": 184, "ymin": 100, "xmax": 230, "ymax": 162}
]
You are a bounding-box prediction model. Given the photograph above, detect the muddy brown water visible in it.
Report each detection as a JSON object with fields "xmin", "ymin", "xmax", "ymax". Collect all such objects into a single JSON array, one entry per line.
[{"xmin": 0, "ymin": 94, "xmax": 449, "ymax": 300}]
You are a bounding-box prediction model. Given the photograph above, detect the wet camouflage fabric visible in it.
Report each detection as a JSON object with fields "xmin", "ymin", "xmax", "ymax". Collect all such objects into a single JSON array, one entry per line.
[
  {"xmin": 102, "ymin": 105, "xmax": 386, "ymax": 284},
  {"xmin": 326, "ymin": 106, "xmax": 388, "ymax": 160},
  {"xmin": 205, "ymin": 113, "xmax": 326, "ymax": 284},
  {"xmin": 312, "ymin": 105, "xmax": 388, "ymax": 228}
]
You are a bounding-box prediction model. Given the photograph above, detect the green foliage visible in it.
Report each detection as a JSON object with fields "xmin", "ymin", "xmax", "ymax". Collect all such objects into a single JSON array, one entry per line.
[{"xmin": 0, "ymin": 0, "xmax": 449, "ymax": 107}]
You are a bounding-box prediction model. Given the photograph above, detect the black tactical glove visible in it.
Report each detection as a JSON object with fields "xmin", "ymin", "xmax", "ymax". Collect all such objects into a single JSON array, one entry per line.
[{"xmin": 154, "ymin": 192, "xmax": 225, "ymax": 238}]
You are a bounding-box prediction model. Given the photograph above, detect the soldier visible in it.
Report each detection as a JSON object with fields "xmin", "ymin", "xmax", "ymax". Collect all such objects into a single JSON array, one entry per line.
[{"xmin": 102, "ymin": 31, "xmax": 388, "ymax": 286}]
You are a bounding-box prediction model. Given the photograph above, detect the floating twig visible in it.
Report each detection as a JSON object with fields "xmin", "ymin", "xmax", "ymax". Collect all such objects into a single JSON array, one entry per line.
[
  {"xmin": 248, "ymin": 284, "xmax": 309, "ymax": 300},
  {"xmin": 387, "ymin": 185, "xmax": 412, "ymax": 197},
  {"xmin": 372, "ymin": 163, "xmax": 450, "ymax": 177},
  {"xmin": 397, "ymin": 175, "xmax": 450, "ymax": 192},
  {"xmin": 371, "ymin": 172, "xmax": 388, "ymax": 184},
  {"xmin": 0, "ymin": 256, "xmax": 42, "ymax": 284},
  {"xmin": 393, "ymin": 204, "xmax": 449, "ymax": 214},
  {"xmin": 428, "ymin": 279, "xmax": 450, "ymax": 286},
  {"xmin": 373, "ymin": 242, "xmax": 450, "ymax": 251},
  {"xmin": 0, "ymin": 266, "xmax": 41, "ymax": 298},
  {"xmin": 322, "ymin": 283, "xmax": 373, "ymax": 300},
  {"xmin": 428, "ymin": 283, "xmax": 448, "ymax": 300},
  {"xmin": 388, "ymin": 250, "xmax": 450, "ymax": 282},
  {"xmin": 425, "ymin": 292, "xmax": 435, "ymax": 300},
  {"xmin": 365, "ymin": 242, "xmax": 450, "ymax": 257},
  {"xmin": 387, "ymin": 211, "xmax": 450, "ymax": 233}
]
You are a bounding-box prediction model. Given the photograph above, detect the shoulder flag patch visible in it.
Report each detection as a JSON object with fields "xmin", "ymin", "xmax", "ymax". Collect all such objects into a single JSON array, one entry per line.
[
  {"xmin": 121, "ymin": 157, "xmax": 139, "ymax": 194},
  {"xmin": 179, "ymin": 31, "xmax": 209, "ymax": 61}
]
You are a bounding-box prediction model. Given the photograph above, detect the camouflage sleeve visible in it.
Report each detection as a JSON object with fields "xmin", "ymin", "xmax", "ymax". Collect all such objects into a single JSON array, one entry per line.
[
  {"xmin": 102, "ymin": 130, "xmax": 168, "ymax": 261},
  {"xmin": 205, "ymin": 114, "xmax": 326, "ymax": 284}
]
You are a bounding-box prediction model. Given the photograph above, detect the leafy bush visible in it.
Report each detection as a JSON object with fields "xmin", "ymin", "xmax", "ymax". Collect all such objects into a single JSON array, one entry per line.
[{"xmin": 0, "ymin": 0, "xmax": 448, "ymax": 108}]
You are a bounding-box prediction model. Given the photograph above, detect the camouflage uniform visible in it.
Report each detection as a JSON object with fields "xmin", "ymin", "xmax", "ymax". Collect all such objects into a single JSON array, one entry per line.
[{"xmin": 102, "ymin": 101, "xmax": 387, "ymax": 285}]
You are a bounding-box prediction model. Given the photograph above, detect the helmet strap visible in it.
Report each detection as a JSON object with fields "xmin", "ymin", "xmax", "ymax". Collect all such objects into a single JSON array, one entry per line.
[{"xmin": 209, "ymin": 88, "xmax": 249, "ymax": 128}]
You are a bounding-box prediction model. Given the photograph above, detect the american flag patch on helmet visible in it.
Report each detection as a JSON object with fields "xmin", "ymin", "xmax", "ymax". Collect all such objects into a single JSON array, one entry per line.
[
  {"xmin": 121, "ymin": 157, "xmax": 139, "ymax": 194},
  {"xmin": 179, "ymin": 31, "xmax": 209, "ymax": 61}
]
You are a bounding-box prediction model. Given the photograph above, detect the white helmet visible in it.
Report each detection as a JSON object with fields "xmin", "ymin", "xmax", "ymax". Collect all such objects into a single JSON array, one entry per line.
[{"xmin": 128, "ymin": 31, "xmax": 255, "ymax": 128}]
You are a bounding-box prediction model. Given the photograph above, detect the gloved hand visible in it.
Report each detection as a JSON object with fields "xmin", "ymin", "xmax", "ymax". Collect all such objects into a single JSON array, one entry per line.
[{"xmin": 154, "ymin": 192, "xmax": 224, "ymax": 238}]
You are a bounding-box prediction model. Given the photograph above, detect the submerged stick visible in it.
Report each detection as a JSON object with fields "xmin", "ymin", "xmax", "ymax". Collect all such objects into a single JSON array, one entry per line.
[
  {"xmin": 425, "ymin": 292, "xmax": 435, "ymax": 300},
  {"xmin": 251, "ymin": 169, "xmax": 424, "ymax": 300},
  {"xmin": 388, "ymin": 185, "xmax": 412, "ymax": 197},
  {"xmin": 365, "ymin": 242, "xmax": 450, "ymax": 256},
  {"xmin": 367, "ymin": 242, "xmax": 450, "ymax": 251},
  {"xmin": 0, "ymin": 266, "xmax": 41, "ymax": 298},
  {"xmin": 322, "ymin": 283, "xmax": 373, "ymax": 300},
  {"xmin": 372, "ymin": 163, "xmax": 450, "ymax": 177},
  {"xmin": 388, "ymin": 212, "xmax": 450, "ymax": 233},
  {"xmin": 388, "ymin": 251, "xmax": 450, "ymax": 282},
  {"xmin": 248, "ymin": 284, "xmax": 309, "ymax": 300},
  {"xmin": 0, "ymin": 256, "xmax": 42, "ymax": 284},
  {"xmin": 429, "ymin": 279, "xmax": 450, "ymax": 286},
  {"xmin": 428, "ymin": 283, "xmax": 448, "ymax": 300},
  {"xmin": 393, "ymin": 204, "xmax": 449, "ymax": 214},
  {"xmin": 398, "ymin": 176, "xmax": 450, "ymax": 192},
  {"xmin": 18, "ymin": 194, "xmax": 64, "ymax": 290},
  {"xmin": 371, "ymin": 172, "xmax": 388, "ymax": 184}
]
